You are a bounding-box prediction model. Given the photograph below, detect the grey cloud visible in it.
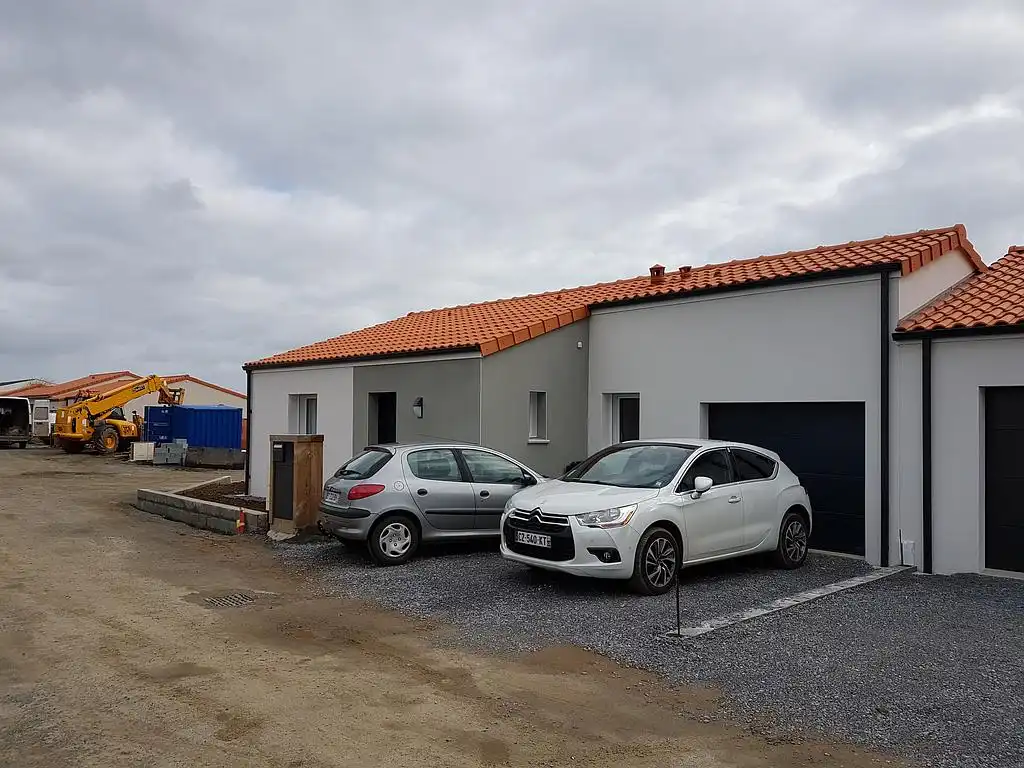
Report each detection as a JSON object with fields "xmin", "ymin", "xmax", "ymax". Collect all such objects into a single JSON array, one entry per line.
[{"xmin": 1, "ymin": 1, "xmax": 1023, "ymax": 390}]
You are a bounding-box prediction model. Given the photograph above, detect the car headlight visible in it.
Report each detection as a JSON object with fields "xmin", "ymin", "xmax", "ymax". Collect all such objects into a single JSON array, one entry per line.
[
  {"xmin": 575, "ymin": 504, "xmax": 638, "ymax": 529},
  {"xmin": 504, "ymin": 498, "xmax": 516, "ymax": 514}
]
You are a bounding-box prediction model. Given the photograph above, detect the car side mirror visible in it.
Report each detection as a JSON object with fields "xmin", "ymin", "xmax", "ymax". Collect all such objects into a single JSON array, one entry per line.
[
  {"xmin": 520, "ymin": 473, "xmax": 537, "ymax": 487},
  {"xmin": 691, "ymin": 476, "xmax": 713, "ymax": 499}
]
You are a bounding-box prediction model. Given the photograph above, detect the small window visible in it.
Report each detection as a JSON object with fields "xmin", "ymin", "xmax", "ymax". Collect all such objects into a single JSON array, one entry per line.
[
  {"xmin": 304, "ymin": 396, "xmax": 317, "ymax": 434},
  {"xmin": 528, "ymin": 391, "xmax": 547, "ymax": 440},
  {"xmin": 679, "ymin": 449, "xmax": 733, "ymax": 490},
  {"xmin": 461, "ymin": 449, "xmax": 526, "ymax": 484},
  {"xmin": 290, "ymin": 394, "xmax": 318, "ymax": 434},
  {"xmin": 731, "ymin": 449, "xmax": 776, "ymax": 481},
  {"xmin": 407, "ymin": 449, "xmax": 463, "ymax": 482}
]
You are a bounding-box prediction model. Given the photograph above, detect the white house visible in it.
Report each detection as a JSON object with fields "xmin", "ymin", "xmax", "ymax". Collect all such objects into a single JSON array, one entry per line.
[
  {"xmin": 893, "ymin": 245, "xmax": 1024, "ymax": 577},
  {"xmin": 246, "ymin": 225, "xmax": 1024, "ymax": 576}
]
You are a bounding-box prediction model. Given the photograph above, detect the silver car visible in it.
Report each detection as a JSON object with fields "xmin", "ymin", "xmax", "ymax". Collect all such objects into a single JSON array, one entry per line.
[{"xmin": 318, "ymin": 442, "xmax": 544, "ymax": 565}]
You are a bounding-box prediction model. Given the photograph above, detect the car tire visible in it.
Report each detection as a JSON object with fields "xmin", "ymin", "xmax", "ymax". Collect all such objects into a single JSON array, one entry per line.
[
  {"xmin": 17, "ymin": 442, "xmax": 27, "ymax": 449},
  {"xmin": 367, "ymin": 514, "xmax": 420, "ymax": 566},
  {"xmin": 773, "ymin": 510, "xmax": 809, "ymax": 569},
  {"xmin": 628, "ymin": 526, "xmax": 680, "ymax": 596}
]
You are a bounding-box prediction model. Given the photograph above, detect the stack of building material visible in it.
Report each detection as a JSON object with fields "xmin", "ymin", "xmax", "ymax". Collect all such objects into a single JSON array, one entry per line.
[{"xmin": 153, "ymin": 439, "xmax": 187, "ymax": 466}]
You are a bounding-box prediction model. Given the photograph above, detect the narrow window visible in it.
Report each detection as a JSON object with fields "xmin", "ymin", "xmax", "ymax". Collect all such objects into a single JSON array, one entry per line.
[{"xmin": 528, "ymin": 391, "xmax": 547, "ymax": 441}]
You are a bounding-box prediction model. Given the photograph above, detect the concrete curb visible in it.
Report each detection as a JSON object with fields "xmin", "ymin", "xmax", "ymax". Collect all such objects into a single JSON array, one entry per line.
[
  {"xmin": 135, "ymin": 488, "xmax": 268, "ymax": 536},
  {"xmin": 173, "ymin": 475, "xmax": 234, "ymax": 495}
]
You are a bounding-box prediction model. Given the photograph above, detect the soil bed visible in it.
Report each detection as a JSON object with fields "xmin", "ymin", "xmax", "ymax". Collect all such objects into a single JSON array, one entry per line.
[{"xmin": 179, "ymin": 479, "xmax": 267, "ymax": 511}]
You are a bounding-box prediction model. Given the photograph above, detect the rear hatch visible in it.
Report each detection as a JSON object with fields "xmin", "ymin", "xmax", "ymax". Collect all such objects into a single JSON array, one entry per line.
[
  {"xmin": 322, "ymin": 447, "xmax": 394, "ymax": 507},
  {"xmin": 0, "ymin": 398, "xmax": 30, "ymax": 440}
]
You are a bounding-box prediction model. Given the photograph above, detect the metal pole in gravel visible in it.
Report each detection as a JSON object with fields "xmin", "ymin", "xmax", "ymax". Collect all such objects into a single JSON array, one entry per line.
[{"xmin": 675, "ymin": 573, "xmax": 680, "ymax": 636}]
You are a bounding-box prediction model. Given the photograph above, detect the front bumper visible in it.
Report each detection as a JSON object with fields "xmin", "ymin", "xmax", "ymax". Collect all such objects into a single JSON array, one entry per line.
[
  {"xmin": 500, "ymin": 513, "xmax": 639, "ymax": 580},
  {"xmin": 318, "ymin": 503, "xmax": 374, "ymax": 540}
]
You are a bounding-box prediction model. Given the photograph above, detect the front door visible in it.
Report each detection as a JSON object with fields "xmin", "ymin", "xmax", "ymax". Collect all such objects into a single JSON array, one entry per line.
[
  {"xmin": 457, "ymin": 448, "xmax": 531, "ymax": 531},
  {"xmin": 677, "ymin": 449, "xmax": 745, "ymax": 560},
  {"xmin": 618, "ymin": 395, "xmax": 640, "ymax": 442},
  {"xmin": 370, "ymin": 392, "xmax": 397, "ymax": 444},
  {"xmin": 404, "ymin": 448, "xmax": 475, "ymax": 531}
]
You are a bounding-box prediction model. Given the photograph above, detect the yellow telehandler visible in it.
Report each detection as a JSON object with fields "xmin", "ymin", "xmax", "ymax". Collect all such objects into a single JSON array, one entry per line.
[{"xmin": 54, "ymin": 375, "xmax": 185, "ymax": 455}]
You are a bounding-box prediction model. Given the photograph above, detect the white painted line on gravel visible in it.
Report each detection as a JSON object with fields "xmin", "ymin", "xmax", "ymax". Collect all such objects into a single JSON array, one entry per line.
[{"xmin": 665, "ymin": 565, "xmax": 911, "ymax": 639}]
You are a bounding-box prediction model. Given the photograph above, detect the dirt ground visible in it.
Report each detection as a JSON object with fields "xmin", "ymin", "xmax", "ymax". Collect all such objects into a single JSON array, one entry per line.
[{"xmin": 0, "ymin": 448, "xmax": 907, "ymax": 768}]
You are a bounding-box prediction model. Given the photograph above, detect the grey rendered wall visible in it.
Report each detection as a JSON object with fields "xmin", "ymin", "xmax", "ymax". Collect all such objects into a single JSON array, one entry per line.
[
  {"xmin": 480, "ymin": 321, "xmax": 590, "ymax": 477},
  {"xmin": 930, "ymin": 334, "xmax": 1024, "ymax": 574},
  {"xmin": 351, "ymin": 358, "xmax": 481, "ymax": 454},
  {"xmin": 588, "ymin": 274, "xmax": 886, "ymax": 564}
]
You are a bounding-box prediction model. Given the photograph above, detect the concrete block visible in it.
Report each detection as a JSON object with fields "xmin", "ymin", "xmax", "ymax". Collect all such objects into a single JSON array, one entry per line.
[
  {"xmin": 243, "ymin": 509, "xmax": 269, "ymax": 534},
  {"xmin": 138, "ymin": 500, "xmax": 161, "ymax": 516},
  {"xmin": 184, "ymin": 446, "xmax": 245, "ymax": 470},
  {"xmin": 205, "ymin": 516, "xmax": 239, "ymax": 535},
  {"xmin": 198, "ymin": 499, "xmax": 243, "ymax": 521}
]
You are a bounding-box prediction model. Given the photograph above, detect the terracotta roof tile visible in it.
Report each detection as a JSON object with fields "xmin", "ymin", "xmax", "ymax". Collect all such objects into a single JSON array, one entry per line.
[
  {"xmin": 8, "ymin": 371, "xmax": 139, "ymax": 399},
  {"xmin": 898, "ymin": 246, "xmax": 1024, "ymax": 333},
  {"xmin": 247, "ymin": 225, "xmax": 984, "ymax": 368}
]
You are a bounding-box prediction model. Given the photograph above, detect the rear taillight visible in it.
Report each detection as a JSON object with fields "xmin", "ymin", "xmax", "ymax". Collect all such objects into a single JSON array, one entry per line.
[{"xmin": 347, "ymin": 484, "xmax": 385, "ymax": 501}]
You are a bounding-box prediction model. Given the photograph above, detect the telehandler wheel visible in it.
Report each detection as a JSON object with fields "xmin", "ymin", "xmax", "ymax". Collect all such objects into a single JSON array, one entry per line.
[{"xmin": 94, "ymin": 425, "xmax": 120, "ymax": 455}]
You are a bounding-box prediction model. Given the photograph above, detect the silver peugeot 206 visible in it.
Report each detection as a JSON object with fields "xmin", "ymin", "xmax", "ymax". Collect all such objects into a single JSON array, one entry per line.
[{"xmin": 318, "ymin": 442, "xmax": 545, "ymax": 565}]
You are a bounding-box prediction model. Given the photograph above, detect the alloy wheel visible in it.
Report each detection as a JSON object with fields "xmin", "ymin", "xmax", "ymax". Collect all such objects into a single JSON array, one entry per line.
[
  {"xmin": 643, "ymin": 536, "xmax": 677, "ymax": 589},
  {"xmin": 784, "ymin": 518, "xmax": 808, "ymax": 562}
]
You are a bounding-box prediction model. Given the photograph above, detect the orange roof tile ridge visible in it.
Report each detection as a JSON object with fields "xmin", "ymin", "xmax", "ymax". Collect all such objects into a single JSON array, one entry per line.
[
  {"xmin": 397, "ymin": 275, "xmax": 650, "ymax": 316},
  {"xmin": 705, "ymin": 225, "xmax": 964, "ymax": 272}
]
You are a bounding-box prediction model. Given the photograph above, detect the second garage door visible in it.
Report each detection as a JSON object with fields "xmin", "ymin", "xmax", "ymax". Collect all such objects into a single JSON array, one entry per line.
[
  {"xmin": 708, "ymin": 402, "xmax": 866, "ymax": 556},
  {"xmin": 984, "ymin": 387, "xmax": 1024, "ymax": 573}
]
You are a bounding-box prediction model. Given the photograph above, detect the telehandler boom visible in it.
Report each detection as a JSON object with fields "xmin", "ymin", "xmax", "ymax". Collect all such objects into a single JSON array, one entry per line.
[{"xmin": 54, "ymin": 375, "xmax": 185, "ymax": 455}]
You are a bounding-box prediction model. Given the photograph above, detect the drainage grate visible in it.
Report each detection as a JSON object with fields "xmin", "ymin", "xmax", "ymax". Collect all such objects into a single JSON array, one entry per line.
[{"xmin": 203, "ymin": 592, "xmax": 256, "ymax": 609}]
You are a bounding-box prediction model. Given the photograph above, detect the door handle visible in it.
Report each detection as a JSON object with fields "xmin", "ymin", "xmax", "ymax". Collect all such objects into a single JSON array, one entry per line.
[
  {"xmin": 417, "ymin": 488, "xmax": 428, "ymax": 496},
  {"xmin": 728, "ymin": 495, "xmax": 741, "ymax": 504},
  {"xmin": 479, "ymin": 490, "xmax": 490, "ymax": 498}
]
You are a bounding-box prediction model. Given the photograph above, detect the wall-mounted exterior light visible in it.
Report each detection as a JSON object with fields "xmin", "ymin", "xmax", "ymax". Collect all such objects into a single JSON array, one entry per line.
[{"xmin": 412, "ymin": 397, "xmax": 424, "ymax": 419}]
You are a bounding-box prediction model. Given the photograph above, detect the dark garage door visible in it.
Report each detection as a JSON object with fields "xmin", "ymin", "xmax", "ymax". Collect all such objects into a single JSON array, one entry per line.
[
  {"xmin": 708, "ymin": 402, "xmax": 866, "ymax": 556},
  {"xmin": 985, "ymin": 387, "xmax": 1024, "ymax": 573}
]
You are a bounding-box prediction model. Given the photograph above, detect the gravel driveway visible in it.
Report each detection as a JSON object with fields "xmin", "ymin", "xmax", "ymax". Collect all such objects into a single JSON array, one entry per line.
[{"xmin": 281, "ymin": 540, "xmax": 1023, "ymax": 768}]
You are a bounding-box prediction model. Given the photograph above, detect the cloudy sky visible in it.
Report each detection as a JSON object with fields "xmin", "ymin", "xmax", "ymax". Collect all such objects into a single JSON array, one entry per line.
[{"xmin": 2, "ymin": 1, "xmax": 1022, "ymax": 390}]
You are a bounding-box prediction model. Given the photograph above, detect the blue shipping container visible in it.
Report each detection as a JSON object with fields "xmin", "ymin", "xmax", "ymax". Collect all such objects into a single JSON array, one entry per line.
[
  {"xmin": 144, "ymin": 405, "xmax": 173, "ymax": 444},
  {"xmin": 144, "ymin": 404, "xmax": 243, "ymax": 449}
]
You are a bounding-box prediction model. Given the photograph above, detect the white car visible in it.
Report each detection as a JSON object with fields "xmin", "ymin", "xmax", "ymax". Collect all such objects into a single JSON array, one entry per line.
[{"xmin": 500, "ymin": 439, "xmax": 812, "ymax": 595}]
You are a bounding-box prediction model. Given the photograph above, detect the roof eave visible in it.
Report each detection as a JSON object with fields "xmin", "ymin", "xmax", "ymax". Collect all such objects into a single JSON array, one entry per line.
[
  {"xmin": 893, "ymin": 322, "xmax": 1024, "ymax": 341},
  {"xmin": 244, "ymin": 344, "xmax": 481, "ymax": 372}
]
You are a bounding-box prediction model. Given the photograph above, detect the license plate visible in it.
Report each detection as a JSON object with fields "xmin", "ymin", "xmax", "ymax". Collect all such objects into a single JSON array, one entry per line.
[
  {"xmin": 324, "ymin": 490, "xmax": 341, "ymax": 504},
  {"xmin": 515, "ymin": 530, "xmax": 551, "ymax": 548}
]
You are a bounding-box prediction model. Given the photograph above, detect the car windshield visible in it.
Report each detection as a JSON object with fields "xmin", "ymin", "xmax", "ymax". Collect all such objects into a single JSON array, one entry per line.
[
  {"xmin": 333, "ymin": 449, "xmax": 391, "ymax": 480},
  {"xmin": 562, "ymin": 444, "xmax": 695, "ymax": 489}
]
